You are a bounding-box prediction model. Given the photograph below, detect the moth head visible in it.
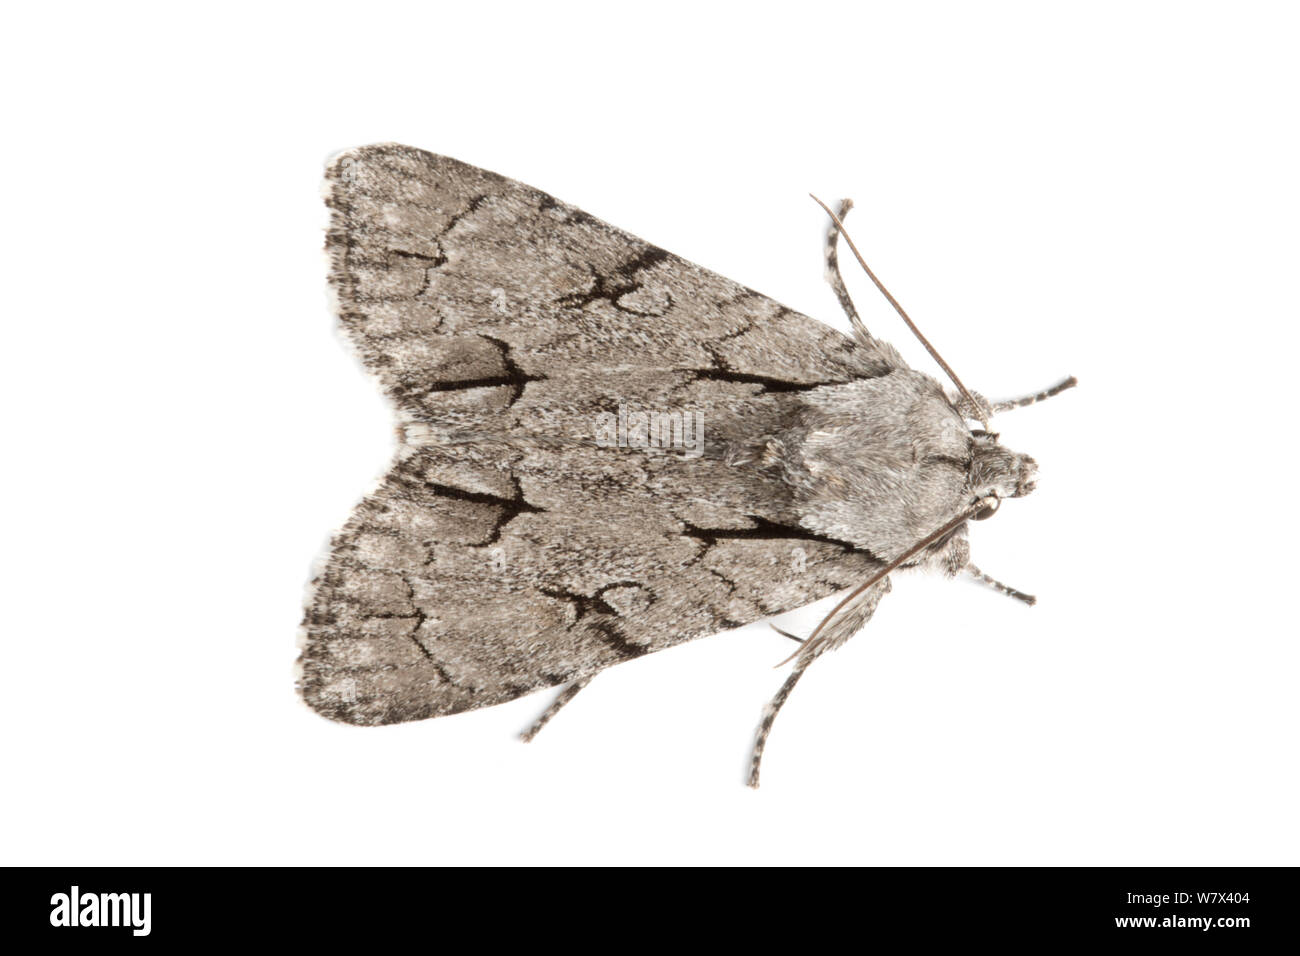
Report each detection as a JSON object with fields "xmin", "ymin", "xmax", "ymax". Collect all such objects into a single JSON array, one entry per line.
[{"xmin": 967, "ymin": 431, "xmax": 1038, "ymax": 514}]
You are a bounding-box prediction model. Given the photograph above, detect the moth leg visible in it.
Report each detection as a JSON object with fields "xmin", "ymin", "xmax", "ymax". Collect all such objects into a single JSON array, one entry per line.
[
  {"xmin": 966, "ymin": 563, "xmax": 1036, "ymax": 606},
  {"xmin": 748, "ymin": 663, "xmax": 811, "ymax": 789},
  {"xmin": 748, "ymin": 579, "xmax": 890, "ymax": 787},
  {"xmin": 769, "ymin": 623, "xmax": 804, "ymax": 643},
  {"xmin": 823, "ymin": 198, "xmax": 873, "ymax": 344},
  {"xmin": 991, "ymin": 375, "xmax": 1078, "ymax": 414},
  {"xmin": 519, "ymin": 676, "xmax": 594, "ymax": 743}
]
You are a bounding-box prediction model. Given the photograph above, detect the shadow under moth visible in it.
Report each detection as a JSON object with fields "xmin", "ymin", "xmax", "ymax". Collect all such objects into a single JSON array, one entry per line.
[{"xmin": 298, "ymin": 143, "xmax": 1075, "ymax": 787}]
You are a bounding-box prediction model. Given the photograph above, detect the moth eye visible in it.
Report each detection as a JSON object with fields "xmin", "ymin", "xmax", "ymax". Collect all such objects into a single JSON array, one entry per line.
[{"xmin": 972, "ymin": 497, "xmax": 1000, "ymax": 521}]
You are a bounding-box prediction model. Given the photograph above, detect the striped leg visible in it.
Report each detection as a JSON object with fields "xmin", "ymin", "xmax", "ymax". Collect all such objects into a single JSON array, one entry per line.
[
  {"xmin": 747, "ymin": 663, "xmax": 811, "ymax": 789},
  {"xmin": 823, "ymin": 198, "xmax": 873, "ymax": 344},
  {"xmin": 992, "ymin": 376, "xmax": 1077, "ymax": 414},
  {"xmin": 520, "ymin": 676, "xmax": 593, "ymax": 742},
  {"xmin": 966, "ymin": 564, "xmax": 1036, "ymax": 606}
]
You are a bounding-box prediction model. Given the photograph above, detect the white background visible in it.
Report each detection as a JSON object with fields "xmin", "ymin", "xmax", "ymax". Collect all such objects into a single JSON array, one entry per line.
[{"xmin": 4, "ymin": 2, "xmax": 1297, "ymax": 866}]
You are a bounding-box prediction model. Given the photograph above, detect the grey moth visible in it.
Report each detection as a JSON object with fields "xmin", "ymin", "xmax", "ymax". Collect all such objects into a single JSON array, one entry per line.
[{"xmin": 298, "ymin": 144, "xmax": 1074, "ymax": 786}]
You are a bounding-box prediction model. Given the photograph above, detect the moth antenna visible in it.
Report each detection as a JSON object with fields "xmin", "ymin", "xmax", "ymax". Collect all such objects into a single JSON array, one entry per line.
[
  {"xmin": 776, "ymin": 497, "xmax": 997, "ymax": 667},
  {"xmin": 810, "ymin": 194, "xmax": 989, "ymax": 429}
]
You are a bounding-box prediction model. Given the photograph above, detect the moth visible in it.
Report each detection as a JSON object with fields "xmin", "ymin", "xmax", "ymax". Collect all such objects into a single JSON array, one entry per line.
[{"xmin": 298, "ymin": 143, "xmax": 1075, "ymax": 786}]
